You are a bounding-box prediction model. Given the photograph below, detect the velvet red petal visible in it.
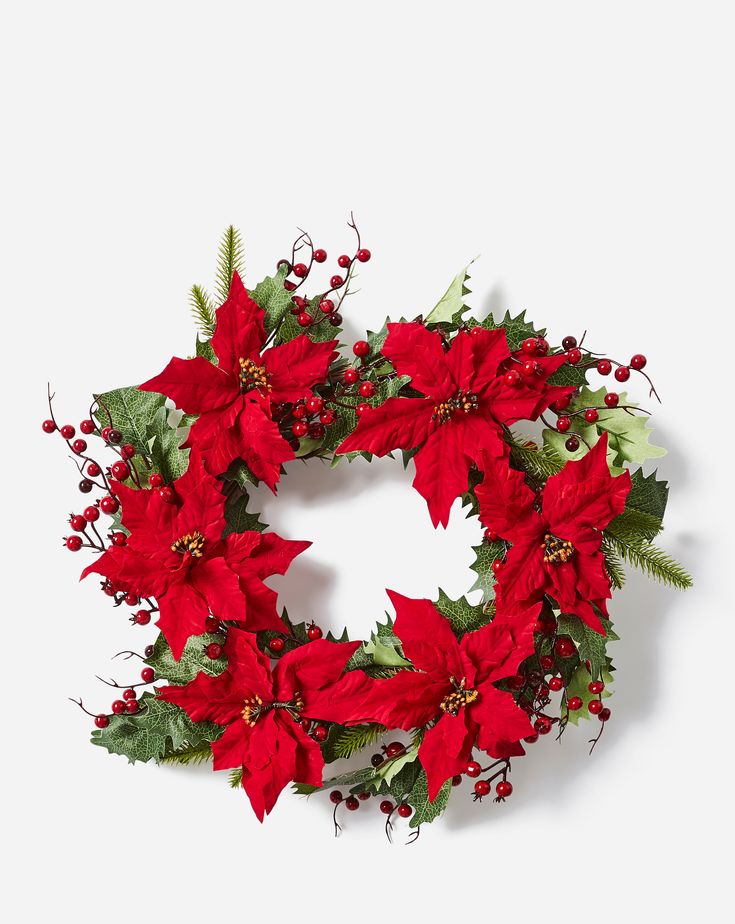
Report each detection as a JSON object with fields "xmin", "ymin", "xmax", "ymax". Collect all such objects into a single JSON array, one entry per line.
[
  {"xmin": 463, "ymin": 327, "xmax": 512, "ymax": 394},
  {"xmin": 336, "ymin": 396, "xmax": 434, "ymax": 456},
  {"xmin": 234, "ymin": 574, "xmax": 288, "ymax": 634},
  {"xmin": 411, "ymin": 421, "xmax": 473, "ymax": 528},
  {"xmin": 157, "ymin": 668, "xmax": 246, "ymax": 725},
  {"xmin": 139, "ymin": 356, "xmax": 237, "ymax": 414},
  {"xmin": 475, "ymin": 450, "xmax": 539, "ymax": 541},
  {"xmin": 174, "ymin": 463, "xmax": 227, "ymax": 545},
  {"xmin": 239, "ymin": 532, "xmax": 311, "ymax": 580},
  {"xmin": 460, "ymin": 618, "xmax": 535, "ymax": 687},
  {"xmin": 419, "ymin": 712, "xmax": 477, "ymax": 801},
  {"xmin": 471, "ymin": 683, "xmax": 534, "ymax": 756},
  {"xmin": 210, "ymin": 272, "xmax": 266, "ymax": 378},
  {"xmin": 383, "ymin": 322, "xmax": 454, "ymax": 398},
  {"xmin": 156, "ymin": 579, "xmax": 211, "ymax": 659},
  {"xmin": 388, "ymin": 590, "xmax": 464, "ymax": 680},
  {"xmin": 189, "ymin": 557, "xmax": 247, "ymax": 623},
  {"xmin": 261, "ymin": 336, "xmax": 338, "ymax": 404},
  {"xmin": 273, "ymin": 639, "xmax": 361, "ymax": 703}
]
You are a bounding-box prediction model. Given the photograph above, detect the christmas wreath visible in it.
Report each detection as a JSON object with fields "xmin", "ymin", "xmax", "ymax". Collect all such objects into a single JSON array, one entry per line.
[{"xmin": 45, "ymin": 220, "xmax": 691, "ymax": 839}]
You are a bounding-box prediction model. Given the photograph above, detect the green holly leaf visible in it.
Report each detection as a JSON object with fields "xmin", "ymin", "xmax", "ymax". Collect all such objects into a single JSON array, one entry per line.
[
  {"xmin": 221, "ymin": 482, "xmax": 268, "ymax": 535},
  {"xmin": 276, "ymin": 295, "xmax": 340, "ymax": 345},
  {"xmin": 146, "ymin": 407, "xmax": 192, "ymax": 483},
  {"xmin": 626, "ymin": 468, "xmax": 669, "ymax": 520},
  {"xmin": 195, "ymin": 336, "xmax": 216, "ymax": 363},
  {"xmin": 384, "ymin": 759, "xmax": 423, "ymax": 804},
  {"xmin": 144, "ymin": 631, "xmax": 227, "ymax": 685},
  {"xmin": 547, "ymin": 355, "xmax": 588, "ymax": 389},
  {"xmin": 469, "ymin": 539, "xmax": 505, "ymax": 601},
  {"xmin": 91, "ymin": 691, "xmax": 223, "ymax": 763},
  {"xmin": 435, "ymin": 588, "xmax": 488, "ymax": 638},
  {"xmin": 425, "ymin": 261, "xmax": 475, "ymax": 325},
  {"xmin": 565, "ymin": 665, "xmax": 613, "ymax": 726},
  {"xmin": 362, "ymin": 635, "xmax": 411, "ymax": 668},
  {"xmin": 250, "ymin": 266, "xmax": 293, "ymax": 334},
  {"xmin": 556, "ymin": 614, "xmax": 618, "ymax": 679},
  {"xmin": 407, "ymin": 771, "xmax": 452, "ymax": 827},
  {"xmin": 477, "ymin": 310, "xmax": 546, "ymax": 351},
  {"xmin": 222, "ymin": 457, "xmax": 259, "ymax": 488},
  {"xmin": 94, "ymin": 386, "xmax": 166, "ymax": 455}
]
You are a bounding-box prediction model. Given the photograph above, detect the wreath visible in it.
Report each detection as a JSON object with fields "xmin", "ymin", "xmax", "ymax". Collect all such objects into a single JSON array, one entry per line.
[{"xmin": 45, "ymin": 220, "xmax": 691, "ymax": 839}]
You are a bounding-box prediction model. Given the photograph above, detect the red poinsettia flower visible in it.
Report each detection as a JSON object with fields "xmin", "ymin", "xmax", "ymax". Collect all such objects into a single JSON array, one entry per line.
[
  {"xmin": 158, "ymin": 628, "xmax": 361, "ymax": 821},
  {"xmin": 336, "ymin": 322, "xmax": 573, "ymax": 527},
  {"xmin": 140, "ymin": 272, "xmax": 338, "ymax": 489},
  {"xmin": 476, "ymin": 434, "xmax": 631, "ymax": 633},
  {"xmin": 81, "ymin": 455, "xmax": 309, "ymax": 658},
  {"xmin": 311, "ymin": 591, "xmax": 535, "ymax": 801}
]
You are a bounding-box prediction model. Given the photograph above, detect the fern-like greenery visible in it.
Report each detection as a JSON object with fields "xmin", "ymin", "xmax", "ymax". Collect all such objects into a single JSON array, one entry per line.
[
  {"xmin": 215, "ymin": 225, "xmax": 245, "ymax": 304},
  {"xmin": 329, "ymin": 723, "xmax": 386, "ymax": 760},
  {"xmin": 603, "ymin": 544, "xmax": 626, "ymax": 590},
  {"xmin": 229, "ymin": 767, "xmax": 243, "ymax": 789},
  {"xmin": 160, "ymin": 743, "xmax": 213, "ymax": 766},
  {"xmin": 189, "ymin": 284, "xmax": 216, "ymax": 338},
  {"xmin": 508, "ymin": 435, "xmax": 563, "ymax": 484},
  {"xmin": 608, "ymin": 508, "xmax": 663, "ymax": 542},
  {"xmin": 603, "ymin": 533, "xmax": 692, "ymax": 590}
]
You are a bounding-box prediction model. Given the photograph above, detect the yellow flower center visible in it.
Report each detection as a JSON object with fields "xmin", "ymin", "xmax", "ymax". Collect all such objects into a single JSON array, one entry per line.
[
  {"xmin": 433, "ymin": 391, "xmax": 478, "ymax": 424},
  {"xmin": 171, "ymin": 531, "xmax": 206, "ymax": 558},
  {"xmin": 542, "ymin": 533, "xmax": 574, "ymax": 564},
  {"xmin": 239, "ymin": 357, "xmax": 271, "ymax": 394},
  {"xmin": 241, "ymin": 692, "xmax": 305, "ymax": 727},
  {"xmin": 439, "ymin": 677, "xmax": 478, "ymax": 716}
]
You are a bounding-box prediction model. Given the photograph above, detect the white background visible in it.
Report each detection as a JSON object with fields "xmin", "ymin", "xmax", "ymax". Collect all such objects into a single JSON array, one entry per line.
[{"xmin": 3, "ymin": 2, "xmax": 732, "ymax": 921}]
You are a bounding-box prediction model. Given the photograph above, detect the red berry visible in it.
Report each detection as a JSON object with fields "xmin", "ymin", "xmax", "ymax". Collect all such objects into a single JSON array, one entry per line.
[
  {"xmin": 319, "ymin": 298, "xmax": 334, "ymax": 314},
  {"xmin": 614, "ymin": 365, "xmax": 630, "ymax": 382},
  {"xmin": 312, "ymin": 725, "xmax": 328, "ymax": 742},
  {"xmin": 70, "ymin": 438, "xmax": 87, "ymax": 455},
  {"xmin": 307, "ymin": 623, "xmax": 323, "ymax": 641},
  {"xmin": 596, "ymin": 359, "xmax": 612, "ymax": 376},
  {"xmin": 292, "ymin": 262, "xmax": 308, "ymax": 278},
  {"xmin": 70, "ymin": 514, "xmax": 86, "ymax": 532},
  {"xmin": 491, "ymin": 559, "xmax": 504, "ymax": 575},
  {"xmin": 356, "ymin": 249, "xmax": 371, "ymax": 262},
  {"xmin": 588, "ymin": 680, "xmax": 605, "ymax": 694},
  {"xmin": 562, "ymin": 335, "xmax": 577, "ymax": 350},
  {"xmin": 83, "ymin": 505, "xmax": 99, "ymax": 522},
  {"xmin": 385, "ymin": 741, "xmax": 405, "ymax": 758},
  {"xmin": 465, "ymin": 760, "xmax": 482, "ymax": 778},
  {"xmin": 87, "ymin": 462, "xmax": 101, "ymax": 477},
  {"xmin": 343, "ymin": 368, "xmax": 360, "ymax": 385},
  {"xmin": 566, "ymin": 348, "xmax": 582, "ymax": 365},
  {"xmin": 554, "ymin": 637, "xmax": 576, "ymax": 658},
  {"xmin": 101, "ymin": 426, "xmax": 112, "ymax": 441},
  {"xmin": 630, "ymin": 353, "xmax": 647, "ymax": 370},
  {"xmin": 111, "ymin": 700, "xmax": 125, "ymax": 714},
  {"xmin": 534, "ymin": 716, "xmax": 552, "ymax": 735},
  {"xmin": 100, "ymin": 495, "xmax": 119, "ymax": 514},
  {"xmin": 548, "ymin": 676, "xmax": 564, "ymax": 692},
  {"xmin": 604, "ymin": 392, "xmax": 619, "ymax": 408},
  {"xmin": 108, "ymin": 429, "xmax": 122, "ymax": 444},
  {"xmin": 149, "ymin": 472, "xmax": 164, "ymax": 487},
  {"xmin": 123, "ymin": 688, "xmax": 137, "ymax": 700},
  {"xmin": 268, "ymin": 637, "xmax": 285, "ymax": 654},
  {"xmin": 296, "ymin": 312, "xmax": 313, "ymax": 328},
  {"xmin": 496, "ymin": 780, "xmax": 513, "ymax": 798},
  {"xmin": 291, "ymin": 296, "xmax": 306, "ymax": 312},
  {"xmin": 313, "ymin": 249, "xmax": 327, "ymax": 263},
  {"xmin": 205, "ymin": 643, "xmax": 223, "ymax": 659},
  {"xmin": 598, "ymin": 707, "xmax": 611, "ymax": 722},
  {"xmin": 371, "ymin": 753, "xmax": 384, "ymax": 768},
  {"xmin": 95, "ymin": 714, "xmax": 109, "ymax": 728},
  {"xmin": 144, "ymin": 645, "xmax": 154, "ymax": 657},
  {"xmin": 292, "ymin": 421, "xmax": 308, "ymax": 438},
  {"xmin": 358, "ymin": 381, "xmax": 376, "ymax": 398},
  {"xmin": 536, "ymin": 338, "xmax": 549, "ymax": 355},
  {"xmin": 356, "ymin": 402, "xmax": 371, "ymax": 416},
  {"xmin": 141, "ymin": 667, "xmax": 154, "ymax": 683},
  {"xmin": 60, "ymin": 424, "xmax": 76, "ymax": 439},
  {"xmin": 158, "ymin": 486, "xmax": 175, "ymax": 503},
  {"xmin": 79, "ymin": 479, "xmax": 93, "ymax": 494},
  {"xmin": 308, "ymin": 423, "xmax": 325, "ymax": 439},
  {"xmin": 329, "ymin": 790, "xmax": 343, "ymax": 804},
  {"xmin": 111, "ymin": 461, "xmax": 130, "ymax": 481},
  {"xmin": 330, "ymin": 274, "xmax": 344, "ymax": 288},
  {"xmin": 521, "ymin": 359, "xmax": 539, "ymax": 377},
  {"xmin": 42, "ymin": 419, "xmax": 57, "ymax": 433},
  {"xmin": 125, "ymin": 699, "xmax": 139, "ymax": 714},
  {"xmin": 568, "ymin": 696, "xmax": 583, "ymax": 711},
  {"xmin": 507, "ymin": 674, "xmax": 525, "ymax": 691},
  {"xmin": 284, "ymin": 280, "xmax": 296, "ymax": 291},
  {"xmin": 588, "ymin": 700, "xmax": 603, "ymax": 715},
  {"xmin": 452, "ymin": 774, "xmax": 463, "ymax": 786},
  {"xmin": 484, "ymin": 528, "xmax": 499, "ymax": 542},
  {"xmin": 565, "ymin": 436, "xmax": 580, "ymax": 452},
  {"xmin": 584, "ymin": 408, "xmax": 599, "ymax": 423},
  {"xmin": 556, "ymin": 416, "xmax": 571, "ymax": 432},
  {"xmin": 539, "ymin": 654, "xmax": 555, "ymax": 671},
  {"xmin": 380, "ymin": 800, "xmax": 394, "ymax": 814},
  {"xmin": 353, "ymin": 340, "xmax": 369, "ymax": 357},
  {"xmin": 65, "ymin": 535, "xmax": 83, "ymax": 551},
  {"xmin": 523, "ymin": 733, "xmax": 539, "ymax": 744},
  {"xmin": 337, "ymin": 254, "xmax": 351, "ymax": 268},
  {"xmin": 551, "ymin": 395, "xmax": 571, "ymax": 412},
  {"xmin": 134, "ymin": 610, "xmax": 151, "ymax": 625},
  {"xmin": 205, "ymin": 615, "xmax": 219, "ymax": 633},
  {"xmin": 121, "ymin": 443, "xmax": 135, "ymax": 459},
  {"xmin": 328, "ymin": 313, "xmax": 342, "ymax": 326},
  {"xmin": 306, "ymin": 395, "xmax": 324, "ymax": 414},
  {"xmin": 319, "ymin": 408, "xmax": 336, "ymax": 425},
  {"xmin": 474, "ymin": 780, "xmax": 491, "ymax": 797},
  {"xmin": 110, "ymin": 532, "xmax": 126, "ymax": 547},
  {"xmin": 124, "ymin": 593, "xmax": 139, "ymax": 607},
  {"xmin": 345, "ymin": 796, "xmax": 359, "ymax": 811},
  {"xmin": 504, "ymin": 369, "xmax": 521, "ymax": 387},
  {"xmin": 293, "ymin": 403, "xmax": 309, "ymax": 419},
  {"xmin": 521, "ymin": 337, "xmax": 538, "ymax": 355}
]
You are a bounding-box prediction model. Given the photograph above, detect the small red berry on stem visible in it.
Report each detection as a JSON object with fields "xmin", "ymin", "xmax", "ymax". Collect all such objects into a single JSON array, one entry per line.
[
  {"xmin": 596, "ymin": 359, "xmax": 612, "ymax": 376},
  {"xmin": 567, "ymin": 348, "xmax": 582, "ymax": 365},
  {"xmin": 111, "ymin": 461, "xmax": 130, "ymax": 481},
  {"xmin": 87, "ymin": 462, "xmax": 102, "ymax": 477},
  {"xmin": 556, "ymin": 416, "xmax": 571, "ymax": 432},
  {"xmin": 614, "ymin": 365, "xmax": 630, "ymax": 382},
  {"xmin": 380, "ymin": 800, "xmax": 394, "ymax": 815},
  {"xmin": 630, "ymin": 353, "xmax": 647, "ymax": 370},
  {"xmin": 358, "ymin": 381, "xmax": 376, "ymax": 398},
  {"xmin": 205, "ymin": 643, "xmax": 223, "ymax": 660},
  {"xmin": 496, "ymin": 780, "xmax": 513, "ymax": 798},
  {"xmin": 65, "ymin": 535, "xmax": 83, "ymax": 551},
  {"xmin": 337, "ymin": 254, "xmax": 351, "ymax": 268},
  {"xmin": 159, "ymin": 486, "xmax": 175, "ymax": 503},
  {"xmin": 292, "ymin": 421, "xmax": 308, "ymax": 438},
  {"xmin": 83, "ymin": 505, "xmax": 99, "ymax": 522},
  {"xmin": 343, "ymin": 368, "xmax": 360, "ymax": 385},
  {"xmin": 141, "ymin": 667, "xmax": 154, "ymax": 683},
  {"xmin": 312, "ymin": 725, "xmax": 328, "ymax": 742},
  {"xmin": 42, "ymin": 419, "xmax": 57, "ymax": 433},
  {"xmin": 330, "ymin": 274, "xmax": 344, "ymax": 289},
  {"xmin": 465, "ymin": 760, "xmax": 481, "ymax": 778},
  {"xmin": 604, "ymin": 392, "xmax": 619, "ymax": 408},
  {"xmin": 562, "ymin": 335, "xmax": 577, "ymax": 350},
  {"xmin": 565, "ymin": 436, "xmax": 580, "ymax": 452},
  {"xmin": 100, "ymin": 495, "xmax": 119, "ymax": 514},
  {"xmin": 598, "ymin": 707, "xmax": 611, "ymax": 722},
  {"xmin": 149, "ymin": 472, "xmax": 164, "ymax": 487},
  {"xmin": 548, "ymin": 676, "xmax": 564, "ymax": 692},
  {"xmin": 70, "ymin": 514, "xmax": 87, "ymax": 532},
  {"xmin": 134, "ymin": 610, "xmax": 151, "ymax": 625},
  {"xmin": 568, "ymin": 696, "xmax": 583, "ymax": 711},
  {"xmin": 554, "ymin": 637, "xmax": 576, "ymax": 658},
  {"xmin": 297, "ymin": 312, "xmax": 313, "ymax": 328},
  {"xmin": 356, "ymin": 248, "xmax": 371, "ymax": 262},
  {"xmin": 319, "ymin": 298, "xmax": 334, "ymax": 314},
  {"xmin": 329, "ymin": 790, "xmax": 342, "ymax": 804},
  {"xmin": 397, "ymin": 802, "xmax": 413, "ymax": 818},
  {"xmin": 292, "ymin": 263, "xmax": 308, "ymax": 278},
  {"xmin": 353, "ymin": 340, "xmax": 369, "ymax": 357},
  {"xmin": 588, "ymin": 699, "xmax": 603, "ymax": 715},
  {"xmin": 345, "ymin": 795, "xmax": 359, "ymax": 811},
  {"xmin": 60, "ymin": 424, "xmax": 76, "ymax": 440},
  {"xmin": 111, "ymin": 700, "xmax": 125, "ymax": 715},
  {"xmin": 72, "ymin": 438, "xmax": 87, "ymax": 455},
  {"xmin": 205, "ymin": 615, "xmax": 219, "ymax": 633},
  {"xmin": 95, "ymin": 714, "xmax": 109, "ymax": 728},
  {"xmin": 313, "ymin": 249, "xmax": 327, "ymax": 263},
  {"xmin": 268, "ymin": 637, "xmax": 285, "ymax": 654},
  {"xmin": 123, "ymin": 688, "xmax": 137, "ymax": 700},
  {"xmin": 307, "ymin": 623, "xmax": 323, "ymax": 641},
  {"xmin": 474, "ymin": 780, "xmax": 491, "ymax": 798},
  {"xmin": 584, "ymin": 408, "xmax": 599, "ymax": 423},
  {"xmin": 588, "ymin": 680, "xmax": 605, "ymax": 694},
  {"xmin": 504, "ymin": 369, "xmax": 520, "ymax": 387},
  {"xmin": 356, "ymin": 402, "xmax": 371, "ymax": 416}
]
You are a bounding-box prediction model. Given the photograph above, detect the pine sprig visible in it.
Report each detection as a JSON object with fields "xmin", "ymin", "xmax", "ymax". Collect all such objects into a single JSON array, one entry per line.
[
  {"xmin": 189, "ymin": 284, "xmax": 216, "ymax": 337},
  {"xmin": 328, "ymin": 723, "xmax": 386, "ymax": 760},
  {"xmin": 508, "ymin": 435, "xmax": 564, "ymax": 484},
  {"xmin": 603, "ymin": 534, "xmax": 692, "ymax": 590},
  {"xmin": 160, "ymin": 743, "xmax": 213, "ymax": 766},
  {"xmin": 215, "ymin": 225, "xmax": 245, "ymax": 304},
  {"xmin": 608, "ymin": 508, "xmax": 663, "ymax": 542},
  {"xmin": 603, "ymin": 545, "xmax": 626, "ymax": 589},
  {"xmin": 229, "ymin": 767, "xmax": 243, "ymax": 789}
]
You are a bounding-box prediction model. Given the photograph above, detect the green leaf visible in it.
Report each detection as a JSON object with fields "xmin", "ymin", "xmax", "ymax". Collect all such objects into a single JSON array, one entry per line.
[
  {"xmin": 435, "ymin": 588, "xmax": 488, "ymax": 638},
  {"xmin": 565, "ymin": 666, "xmax": 613, "ymax": 726},
  {"xmin": 222, "ymin": 457, "xmax": 259, "ymax": 488},
  {"xmin": 602, "ymin": 533, "xmax": 693, "ymax": 590},
  {"xmin": 556, "ymin": 614, "xmax": 618, "ymax": 678},
  {"xmin": 608, "ymin": 507, "xmax": 663, "ymax": 543},
  {"xmin": 144, "ymin": 631, "xmax": 227, "ymax": 685},
  {"xmin": 626, "ymin": 468, "xmax": 669, "ymax": 520},
  {"xmin": 94, "ymin": 387, "xmax": 166, "ymax": 456},
  {"xmin": 146, "ymin": 407, "xmax": 191, "ymax": 483},
  {"xmin": 195, "ymin": 335, "xmax": 216, "ymax": 363},
  {"xmin": 547, "ymin": 355, "xmax": 588, "ymax": 389},
  {"xmin": 321, "ymin": 724, "xmax": 387, "ymax": 763},
  {"xmin": 215, "ymin": 225, "xmax": 245, "ymax": 305},
  {"xmin": 276, "ymin": 295, "xmax": 340, "ymax": 345},
  {"xmin": 507, "ymin": 435, "xmax": 564, "ymax": 485},
  {"xmin": 250, "ymin": 265, "xmax": 292, "ymax": 334},
  {"xmin": 469, "ymin": 539, "xmax": 505, "ymax": 601},
  {"xmin": 221, "ymin": 481, "xmax": 268, "ymax": 535},
  {"xmin": 189, "ymin": 285, "xmax": 216, "ymax": 338},
  {"xmin": 362, "ymin": 636, "xmax": 411, "ymax": 667},
  {"xmin": 425, "ymin": 262, "xmax": 474, "ymax": 325},
  {"xmin": 407, "ymin": 771, "xmax": 452, "ymax": 827},
  {"xmin": 91, "ymin": 691, "xmax": 222, "ymax": 763},
  {"xmin": 478, "ymin": 309, "xmax": 546, "ymax": 351}
]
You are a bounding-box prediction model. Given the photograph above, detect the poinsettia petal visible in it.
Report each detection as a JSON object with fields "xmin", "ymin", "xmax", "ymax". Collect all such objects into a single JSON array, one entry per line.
[
  {"xmin": 189, "ymin": 557, "xmax": 247, "ymax": 623},
  {"xmin": 211, "ymin": 720, "xmax": 253, "ymax": 772},
  {"xmin": 388, "ymin": 590, "xmax": 464, "ymax": 679},
  {"xmin": 274, "ymin": 639, "xmax": 361, "ymax": 703},
  {"xmin": 411, "ymin": 422, "xmax": 473, "ymax": 528},
  {"xmin": 238, "ymin": 711, "xmax": 299, "ymax": 821},
  {"xmin": 546, "ymin": 554, "xmax": 608, "ymax": 633},
  {"xmin": 234, "ymin": 573, "xmax": 288, "ymax": 633},
  {"xmin": 232, "ymin": 397, "xmax": 294, "ymax": 491},
  {"xmin": 475, "ymin": 450, "xmax": 540, "ymax": 540},
  {"xmin": 174, "ymin": 461, "xmax": 227, "ymax": 544},
  {"xmin": 241, "ymin": 532, "xmax": 311, "ymax": 580},
  {"xmin": 211, "ymin": 272, "xmax": 266, "ymax": 378},
  {"xmin": 471, "ymin": 683, "xmax": 534, "ymax": 755},
  {"xmin": 140, "ymin": 356, "xmax": 237, "ymax": 413},
  {"xmin": 223, "ymin": 627, "xmax": 273, "ymax": 699},
  {"xmin": 464, "ymin": 327, "xmax": 512, "ymax": 394},
  {"xmin": 81, "ymin": 545, "xmax": 170, "ymax": 598},
  {"xmin": 383, "ymin": 322, "xmax": 454, "ymax": 397},
  {"xmin": 492, "ymin": 537, "xmax": 547, "ymax": 615},
  {"xmin": 461, "ymin": 618, "xmax": 535, "ymax": 687},
  {"xmin": 543, "ymin": 434, "xmax": 631, "ymax": 538},
  {"xmin": 336, "ymin": 397, "xmax": 433, "ymax": 456},
  {"xmin": 419, "ymin": 712, "xmax": 477, "ymax": 801},
  {"xmin": 289, "ymin": 720, "xmax": 325, "ymax": 788},
  {"xmin": 112, "ymin": 482, "xmax": 178, "ymax": 548},
  {"xmin": 156, "ymin": 579, "xmax": 211, "ymax": 659},
  {"xmin": 157, "ymin": 668, "xmax": 245, "ymax": 725},
  {"xmin": 262, "ymin": 336, "xmax": 338, "ymax": 404}
]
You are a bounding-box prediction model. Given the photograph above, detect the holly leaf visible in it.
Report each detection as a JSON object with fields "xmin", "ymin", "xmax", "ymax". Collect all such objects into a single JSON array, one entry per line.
[
  {"xmin": 94, "ymin": 386, "xmax": 166, "ymax": 455},
  {"xmin": 556, "ymin": 614, "xmax": 618, "ymax": 679},
  {"xmin": 564, "ymin": 665, "xmax": 614, "ymax": 726},
  {"xmin": 195, "ymin": 337, "xmax": 216, "ymax": 363},
  {"xmin": 626, "ymin": 468, "xmax": 669, "ymax": 520},
  {"xmin": 469, "ymin": 539, "xmax": 505, "ymax": 601},
  {"xmin": 477, "ymin": 310, "xmax": 546, "ymax": 351},
  {"xmin": 435, "ymin": 588, "xmax": 488, "ymax": 638},
  {"xmin": 362, "ymin": 635, "xmax": 411, "ymax": 668},
  {"xmin": 221, "ymin": 482, "xmax": 268, "ymax": 535},
  {"xmin": 144, "ymin": 631, "xmax": 227, "ymax": 685},
  {"xmin": 250, "ymin": 266, "xmax": 293, "ymax": 334},
  {"xmin": 222, "ymin": 457, "xmax": 259, "ymax": 488},
  {"xmin": 91, "ymin": 691, "xmax": 223, "ymax": 763},
  {"xmin": 146, "ymin": 407, "xmax": 192, "ymax": 483},
  {"xmin": 276, "ymin": 295, "xmax": 340, "ymax": 344},
  {"xmin": 425, "ymin": 262, "xmax": 474, "ymax": 325},
  {"xmin": 547, "ymin": 356, "xmax": 588, "ymax": 389},
  {"xmin": 543, "ymin": 423, "xmax": 622, "ymax": 472},
  {"xmin": 407, "ymin": 770, "xmax": 452, "ymax": 827}
]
